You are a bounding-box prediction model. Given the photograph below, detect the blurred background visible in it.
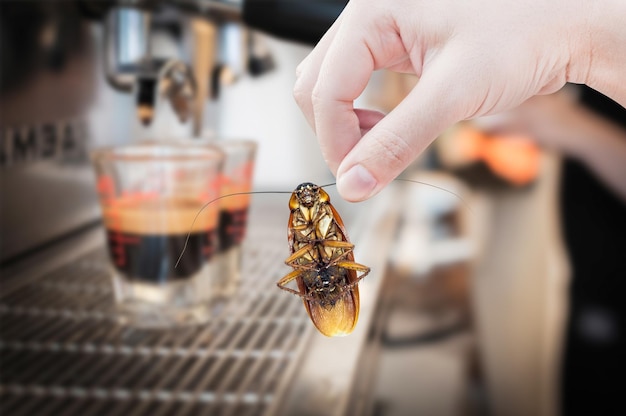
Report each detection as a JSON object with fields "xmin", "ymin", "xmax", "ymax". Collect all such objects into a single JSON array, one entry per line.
[{"xmin": 1, "ymin": 1, "xmax": 624, "ymax": 416}]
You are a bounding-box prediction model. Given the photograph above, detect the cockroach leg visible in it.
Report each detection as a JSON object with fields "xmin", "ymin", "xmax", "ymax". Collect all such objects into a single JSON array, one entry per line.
[
  {"xmin": 334, "ymin": 260, "xmax": 370, "ymax": 290},
  {"xmin": 276, "ymin": 269, "xmax": 317, "ymax": 301}
]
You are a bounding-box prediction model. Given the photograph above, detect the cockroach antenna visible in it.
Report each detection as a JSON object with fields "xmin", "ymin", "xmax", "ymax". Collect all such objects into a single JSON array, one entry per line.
[
  {"xmin": 394, "ymin": 178, "xmax": 473, "ymax": 214},
  {"xmin": 174, "ymin": 189, "xmax": 293, "ymax": 268}
]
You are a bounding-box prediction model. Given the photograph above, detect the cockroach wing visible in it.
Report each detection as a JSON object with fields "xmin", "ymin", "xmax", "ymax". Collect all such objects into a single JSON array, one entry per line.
[{"xmin": 297, "ymin": 278, "xmax": 360, "ymax": 337}]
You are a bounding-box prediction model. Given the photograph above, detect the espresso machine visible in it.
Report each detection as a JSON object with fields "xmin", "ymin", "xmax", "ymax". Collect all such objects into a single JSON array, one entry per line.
[
  {"xmin": 0, "ymin": 0, "xmax": 349, "ymax": 262},
  {"xmin": 0, "ymin": 1, "xmax": 412, "ymax": 415}
]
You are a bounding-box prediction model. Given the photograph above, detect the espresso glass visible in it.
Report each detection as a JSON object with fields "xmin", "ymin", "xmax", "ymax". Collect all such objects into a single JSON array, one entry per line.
[
  {"xmin": 214, "ymin": 140, "xmax": 257, "ymax": 297},
  {"xmin": 92, "ymin": 142, "xmax": 224, "ymax": 327}
]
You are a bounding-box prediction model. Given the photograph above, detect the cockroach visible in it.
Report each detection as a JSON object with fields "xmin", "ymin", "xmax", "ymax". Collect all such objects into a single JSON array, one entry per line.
[
  {"xmin": 276, "ymin": 182, "xmax": 369, "ymax": 337},
  {"xmin": 176, "ymin": 178, "xmax": 468, "ymax": 337}
]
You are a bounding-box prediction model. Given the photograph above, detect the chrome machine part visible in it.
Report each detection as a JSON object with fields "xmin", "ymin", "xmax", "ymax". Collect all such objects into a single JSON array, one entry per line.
[{"xmin": 104, "ymin": 7, "xmax": 152, "ymax": 92}]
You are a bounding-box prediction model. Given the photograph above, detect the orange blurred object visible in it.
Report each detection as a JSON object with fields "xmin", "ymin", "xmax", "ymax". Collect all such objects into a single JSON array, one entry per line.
[
  {"xmin": 452, "ymin": 124, "xmax": 541, "ymax": 186},
  {"xmin": 481, "ymin": 134, "xmax": 541, "ymax": 186},
  {"xmin": 454, "ymin": 123, "xmax": 485, "ymax": 161}
]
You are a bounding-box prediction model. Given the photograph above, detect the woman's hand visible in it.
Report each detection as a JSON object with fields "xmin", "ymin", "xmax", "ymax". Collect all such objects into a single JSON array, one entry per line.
[{"xmin": 294, "ymin": 0, "xmax": 624, "ymax": 201}]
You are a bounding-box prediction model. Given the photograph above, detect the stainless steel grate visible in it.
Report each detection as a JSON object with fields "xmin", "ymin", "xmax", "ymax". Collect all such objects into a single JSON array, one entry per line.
[{"xmin": 0, "ymin": 217, "xmax": 314, "ymax": 416}]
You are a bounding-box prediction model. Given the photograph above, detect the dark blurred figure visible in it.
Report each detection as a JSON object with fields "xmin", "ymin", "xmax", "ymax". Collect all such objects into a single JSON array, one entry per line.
[
  {"xmin": 494, "ymin": 86, "xmax": 626, "ymax": 415},
  {"xmin": 560, "ymin": 87, "xmax": 626, "ymax": 416}
]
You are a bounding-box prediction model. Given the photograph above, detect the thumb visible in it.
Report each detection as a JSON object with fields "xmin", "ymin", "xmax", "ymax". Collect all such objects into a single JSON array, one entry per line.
[{"xmin": 336, "ymin": 49, "xmax": 473, "ymax": 201}]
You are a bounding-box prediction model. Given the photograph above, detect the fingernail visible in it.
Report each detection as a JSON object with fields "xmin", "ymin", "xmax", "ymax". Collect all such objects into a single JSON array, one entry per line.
[{"xmin": 337, "ymin": 164, "xmax": 377, "ymax": 201}]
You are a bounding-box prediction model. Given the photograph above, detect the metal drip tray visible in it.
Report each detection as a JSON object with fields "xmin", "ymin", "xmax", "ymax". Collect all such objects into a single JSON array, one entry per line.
[
  {"xmin": 0, "ymin": 221, "xmax": 313, "ymax": 416},
  {"xmin": 0, "ymin": 189, "xmax": 401, "ymax": 416}
]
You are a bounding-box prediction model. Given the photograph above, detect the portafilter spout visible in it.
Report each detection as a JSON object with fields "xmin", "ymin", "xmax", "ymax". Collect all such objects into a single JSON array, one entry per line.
[{"xmin": 104, "ymin": 7, "xmax": 197, "ymax": 127}]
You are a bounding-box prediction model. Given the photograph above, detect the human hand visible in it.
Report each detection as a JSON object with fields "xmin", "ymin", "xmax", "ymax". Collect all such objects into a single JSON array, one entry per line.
[{"xmin": 294, "ymin": 0, "xmax": 598, "ymax": 201}]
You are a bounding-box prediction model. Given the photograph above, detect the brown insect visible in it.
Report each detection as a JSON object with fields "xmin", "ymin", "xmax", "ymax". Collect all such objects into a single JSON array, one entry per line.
[
  {"xmin": 178, "ymin": 179, "xmax": 465, "ymax": 337},
  {"xmin": 276, "ymin": 182, "xmax": 370, "ymax": 337}
]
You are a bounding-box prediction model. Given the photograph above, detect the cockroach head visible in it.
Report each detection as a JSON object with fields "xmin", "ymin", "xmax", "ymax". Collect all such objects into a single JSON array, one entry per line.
[{"xmin": 294, "ymin": 182, "xmax": 320, "ymax": 207}]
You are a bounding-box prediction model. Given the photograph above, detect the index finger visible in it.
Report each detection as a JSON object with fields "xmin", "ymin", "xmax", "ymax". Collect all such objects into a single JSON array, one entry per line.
[
  {"xmin": 294, "ymin": 13, "xmax": 344, "ymax": 132},
  {"xmin": 312, "ymin": 22, "xmax": 375, "ymax": 174}
]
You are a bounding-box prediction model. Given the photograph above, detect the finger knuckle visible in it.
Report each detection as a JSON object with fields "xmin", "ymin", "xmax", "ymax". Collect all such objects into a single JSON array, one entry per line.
[
  {"xmin": 371, "ymin": 128, "xmax": 413, "ymax": 170},
  {"xmin": 292, "ymin": 76, "xmax": 310, "ymax": 108}
]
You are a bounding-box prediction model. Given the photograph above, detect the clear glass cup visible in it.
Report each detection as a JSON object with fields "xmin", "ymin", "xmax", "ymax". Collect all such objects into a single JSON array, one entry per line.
[
  {"xmin": 91, "ymin": 141, "xmax": 224, "ymax": 327},
  {"xmin": 214, "ymin": 140, "xmax": 257, "ymax": 297}
]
